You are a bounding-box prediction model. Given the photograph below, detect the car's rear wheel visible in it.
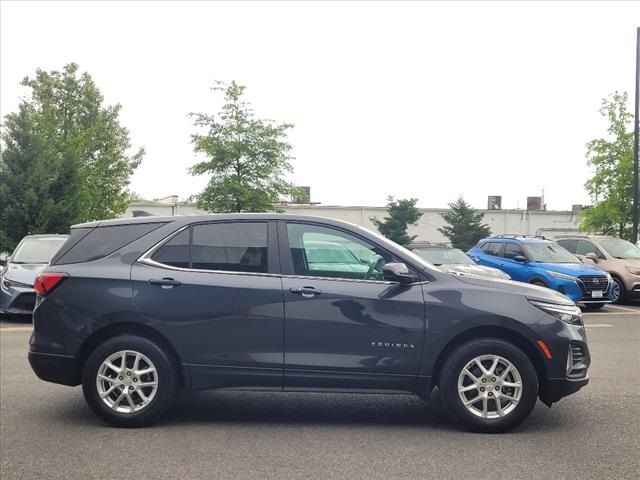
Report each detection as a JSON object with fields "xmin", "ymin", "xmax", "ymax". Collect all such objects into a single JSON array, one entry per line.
[
  {"xmin": 82, "ymin": 335, "xmax": 178, "ymax": 427},
  {"xmin": 439, "ymin": 338, "xmax": 538, "ymax": 433},
  {"xmin": 531, "ymin": 280, "xmax": 548, "ymax": 288}
]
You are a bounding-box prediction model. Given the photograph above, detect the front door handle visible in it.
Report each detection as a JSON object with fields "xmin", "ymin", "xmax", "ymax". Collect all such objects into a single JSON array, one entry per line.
[
  {"xmin": 149, "ymin": 278, "xmax": 181, "ymax": 288},
  {"xmin": 290, "ymin": 286, "xmax": 322, "ymax": 298}
]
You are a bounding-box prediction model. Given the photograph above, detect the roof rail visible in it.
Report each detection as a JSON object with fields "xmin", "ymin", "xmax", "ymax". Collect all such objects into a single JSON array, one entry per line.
[
  {"xmin": 491, "ymin": 234, "xmax": 548, "ymax": 240},
  {"xmin": 553, "ymin": 234, "xmax": 590, "ymax": 239}
]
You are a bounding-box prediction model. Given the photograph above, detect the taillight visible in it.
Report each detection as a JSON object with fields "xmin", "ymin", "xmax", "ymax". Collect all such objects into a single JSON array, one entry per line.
[{"xmin": 33, "ymin": 272, "xmax": 67, "ymax": 296}]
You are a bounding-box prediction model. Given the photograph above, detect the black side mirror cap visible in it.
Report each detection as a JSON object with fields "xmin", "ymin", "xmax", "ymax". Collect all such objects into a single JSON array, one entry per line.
[
  {"xmin": 382, "ymin": 262, "xmax": 419, "ymax": 284},
  {"xmin": 514, "ymin": 255, "xmax": 527, "ymax": 263}
]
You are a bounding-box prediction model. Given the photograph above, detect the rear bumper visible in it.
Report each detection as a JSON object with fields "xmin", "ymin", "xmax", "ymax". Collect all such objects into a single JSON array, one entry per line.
[
  {"xmin": 540, "ymin": 377, "xmax": 589, "ymax": 405},
  {"xmin": 28, "ymin": 351, "xmax": 80, "ymax": 386}
]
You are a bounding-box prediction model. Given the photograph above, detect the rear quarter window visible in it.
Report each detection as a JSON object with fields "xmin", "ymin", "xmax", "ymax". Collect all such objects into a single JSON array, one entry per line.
[{"xmin": 52, "ymin": 223, "xmax": 166, "ymax": 265}]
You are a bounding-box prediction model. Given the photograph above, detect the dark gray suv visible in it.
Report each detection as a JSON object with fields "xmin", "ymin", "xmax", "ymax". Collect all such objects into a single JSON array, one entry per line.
[{"xmin": 29, "ymin": 214, "xmax": 590, "ymax": 432}]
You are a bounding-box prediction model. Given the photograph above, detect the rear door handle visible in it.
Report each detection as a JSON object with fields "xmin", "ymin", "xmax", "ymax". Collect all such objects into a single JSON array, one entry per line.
[
  {"xmin": 290, "ymin": 286, "xmax": 322, "ymax": 297},
  {"xmin": 149, "ymin": 278, "xmax": 181, "ymax": 288}
]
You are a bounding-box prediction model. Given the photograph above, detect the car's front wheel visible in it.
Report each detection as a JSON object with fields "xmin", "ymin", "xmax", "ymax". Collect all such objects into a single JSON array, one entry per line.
[
  {"xmin": 439, "ymin": 338, "xmax": 538, "ymax": 433},
  {"xmin": 82, "ymin": 335, "xmax": 178, "ymax": 427}
]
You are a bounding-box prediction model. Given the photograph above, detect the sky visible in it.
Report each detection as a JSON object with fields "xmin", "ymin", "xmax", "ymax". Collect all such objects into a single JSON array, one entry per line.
[{"xmin": 1, "ymin": 1, "xmax": 639, "ymax": 211}]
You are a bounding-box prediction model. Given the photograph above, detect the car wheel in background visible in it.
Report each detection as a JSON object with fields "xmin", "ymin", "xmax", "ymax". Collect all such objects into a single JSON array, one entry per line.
[
  {"xmin": 82, "ymin": 335, "xmax": 178, "ymax": 427},
  {"xmin": 610, "ymin": 277, "xmax": 625, "ymax": 304},
  {"xmin": 531, "ymin": 280, "xmax": 548, "ymax": 288},
  {"xmin": 439, "ymin": 338, "xmax": 538, "ymax": 433}
]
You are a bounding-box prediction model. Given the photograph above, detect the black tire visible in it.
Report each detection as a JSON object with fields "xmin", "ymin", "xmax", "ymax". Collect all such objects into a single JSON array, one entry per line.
[
  {"xmin": 439, "ymin": 338, "xmax": 538, "ymax": 433},
  {"xmin": 584, "ymin": 303, "xmax": 606, "ymax": 311},
  {"xmin": 611, "ymin": 276, "xmax": 626, "ymax": 304},
  {"xmin": 82, "ymin": 335, "xmax": 178, "ymax": 427},
  {"xmin": 531, "ymin": 280, "xmax": 548, "ymax": 288}
]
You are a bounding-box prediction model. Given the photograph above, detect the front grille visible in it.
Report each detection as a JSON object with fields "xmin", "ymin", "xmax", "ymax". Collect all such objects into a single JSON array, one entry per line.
[
  {"xmin": 578, "ymin": 275, "xmax": 609, "ymax": 294},
  {"xmin": 567, "ymin": 344, "xmax": 589, "ymax": 378}
]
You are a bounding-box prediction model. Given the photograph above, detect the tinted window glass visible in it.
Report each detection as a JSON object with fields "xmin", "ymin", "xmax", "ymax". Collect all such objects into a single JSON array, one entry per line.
[
  {"xmin": 576, "ymin": 240, "xmax": 602, "ymax": 258},
  {"xmin": 191, "ymin": 223, "xmax": 268, "ymax": 273},
  {"xmin": 151, "ymin": 229, "xmax": 190, "ymax": 268},
  {"xmin": 557, "ymin": 239, "xmax": 578, "ymax": 253},
  {"xmin": 287, "ymin": 223, "xmax": 391, "ymax": 280},
  {"xmin": 54, "ymin": 223, "xmax": 165, "ymax": 265},
  {"xmin": 503, "ymin": 243, "xmax": 525, "ymax": 260},
  {"xmin": 481, "ymin": 242, "xmax": 503, "ymax": 257},
  {"xmin": 50, "ymin": 228, "xmax": 93, "ymax": 265}
]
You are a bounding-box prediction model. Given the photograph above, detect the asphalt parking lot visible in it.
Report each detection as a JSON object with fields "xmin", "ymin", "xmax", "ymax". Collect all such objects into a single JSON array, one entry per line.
[{"xmin": 1, "ymin": 304, "xmax": 639, "ymax": 480}]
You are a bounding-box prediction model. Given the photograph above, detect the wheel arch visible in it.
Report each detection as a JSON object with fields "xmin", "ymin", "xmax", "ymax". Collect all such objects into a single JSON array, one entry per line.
[
  {"xmin": 430, "ymin": 326, "xmax": 548, "ymax": 391},
  {"xmin": 75, "ymin": 322, "xmax": 187, "ymax": 388}
]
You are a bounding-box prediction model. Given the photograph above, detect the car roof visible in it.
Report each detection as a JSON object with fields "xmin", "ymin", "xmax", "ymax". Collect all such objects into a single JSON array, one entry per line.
[
  {"xmin": 20, "ymin": 234, "xmax": 69, "ymax": 239},
  {"xmin": 484, "ymin": 236, "xmax": 553, "ymax": 244},
  {"xmin": 72, "ymin": 213, "xmax": 362, "ymax": 230}
]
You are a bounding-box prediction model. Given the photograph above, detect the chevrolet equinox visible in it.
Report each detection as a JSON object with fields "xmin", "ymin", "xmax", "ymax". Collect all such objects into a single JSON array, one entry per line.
[{"xmin": 28, "ymin": 215, "xmax": 590, "ymax": 432}]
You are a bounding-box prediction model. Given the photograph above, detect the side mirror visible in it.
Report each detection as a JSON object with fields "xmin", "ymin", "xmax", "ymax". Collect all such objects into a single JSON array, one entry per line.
[
  {"xmin": 382, "ymin": 262, "xmax": 419, "ymax": 284},
  {"xmin": 585, "ymin": 252, "xmax": 598, "ymax": 263},
  {"xmin": 514, "ymin": 255, "xmax": 527, "ymax": 263}
]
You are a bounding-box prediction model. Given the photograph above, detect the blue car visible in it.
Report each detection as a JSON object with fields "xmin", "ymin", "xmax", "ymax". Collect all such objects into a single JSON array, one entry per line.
[{"xmin": 468, "ymin": 235, "xmax": 612, "ymax": 310}]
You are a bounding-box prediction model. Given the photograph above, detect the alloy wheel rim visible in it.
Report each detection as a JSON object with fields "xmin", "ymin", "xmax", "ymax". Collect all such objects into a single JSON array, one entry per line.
[
  {"xmin": 611, "ymin": 281, "xmax": 621, "ymax": 303},
  {"xmin": 96, "ymin": 350, "xmax": 158, "ymax": 413},
  {"xmin": 457, "ymin": 354, "xmax": 523, "ymax": 419}
]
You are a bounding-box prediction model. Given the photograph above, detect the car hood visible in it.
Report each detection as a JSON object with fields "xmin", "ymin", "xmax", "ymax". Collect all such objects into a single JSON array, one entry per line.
[
  {"xmin": 452, "ymin": 273, "xmax": 574, "ymax": 305},
  {"xmin": 440, "ymin": 264, "xmax": 510, "ymax": 279},
  {"xmin": 3, "ymin": 262, "xmax": 46, "ymax": 286},
  {"xmin": 532, "ymin": 262, "xmax": 606, "ymax": 277}
]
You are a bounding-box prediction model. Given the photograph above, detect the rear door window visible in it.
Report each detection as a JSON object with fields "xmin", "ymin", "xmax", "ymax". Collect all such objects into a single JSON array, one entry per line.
[
  {"xmin": 150, "ymin": 222, "xmax": 269, "ymax": 273},
  {"xmin": 151, "ymin": 229, "xmax": 190, "ymax": 268},
  {"xmin": 191, "ymin": 223, "xmax": 268, "ymax": 273}
]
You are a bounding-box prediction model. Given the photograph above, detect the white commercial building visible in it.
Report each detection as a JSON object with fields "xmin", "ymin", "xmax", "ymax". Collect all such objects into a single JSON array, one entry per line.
[{"xmin": 124, "ymin": 199, "xmax": 583, "ymax": 244}]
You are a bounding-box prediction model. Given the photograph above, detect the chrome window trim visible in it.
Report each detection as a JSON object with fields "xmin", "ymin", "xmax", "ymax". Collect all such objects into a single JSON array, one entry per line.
[{"xmin": 137, "ymin": 223, "xmax": 428, "ymax": 285}]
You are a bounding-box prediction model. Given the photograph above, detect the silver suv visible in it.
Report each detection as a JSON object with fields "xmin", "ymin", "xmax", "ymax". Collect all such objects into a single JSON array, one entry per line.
[{"xmin": 555, "ymin": 235, "xmax": 640, "ymax": 304}]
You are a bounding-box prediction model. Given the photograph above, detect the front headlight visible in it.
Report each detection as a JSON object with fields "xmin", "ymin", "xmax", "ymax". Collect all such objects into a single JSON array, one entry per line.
[
  {"xmin": 548, "ymin": 271, "xmax": 578, "ymax": 283},
  {"xmin": 626, "ymin": 266, "xmax": 640, "ymax": 276},
  {"xmin": 529, "ymin": 300, "xmax": 583, "ymax": 325}
]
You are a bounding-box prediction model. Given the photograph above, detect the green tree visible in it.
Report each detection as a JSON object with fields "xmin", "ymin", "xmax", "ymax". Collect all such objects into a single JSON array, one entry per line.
[
  {"xmin": 581, "ymin": 91, "xmax": 635, "ymax": 239},
  {"xmin": 190, "ymin": 81, "xmax": 297, "ymax": 212},
  {"xmin": 371, "ymin": 197, "xmax": 422, "ymax": 246},
  {"xmin": 0, "ymin": 63, "xmax": 143, "ymax": 252},
  {"xmin": 0, "ymin": 104, "xmax": 83, "ymax": 252},
  {"xmin": 438, "ymin": 197, "xmax": 491, "ymax": 251}
]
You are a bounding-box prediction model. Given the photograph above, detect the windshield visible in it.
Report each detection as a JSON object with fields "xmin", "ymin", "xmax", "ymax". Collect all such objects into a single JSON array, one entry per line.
[
  {"xmin": 11, "ymin": 237, "xmax": 67, "ymax": 264},
  {"xmin": 600, "ymin": 239, "xmax": 640, "ymax": 259},
  {"xmin": 523, "ymin": 243, "xmax": 580, "ymax": 264},
  {"xmin": 414, "ymin": 248, "xmax": 474, "ymax": 266}
]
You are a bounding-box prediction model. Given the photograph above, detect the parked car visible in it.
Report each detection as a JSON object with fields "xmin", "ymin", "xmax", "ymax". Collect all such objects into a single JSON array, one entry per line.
[
  {"xmin": 408, "ymin": 243, "xmax": 511, "ymax": 280},
  {"xmin": 29, "ymin": 215, "xmax": 590, "ymax": 432},
  {"xmin": 468, "ymin": 235, "xmax": 612, "ymax": 310},
  {"xmin": 0, "ymin": 234, "xmax": 68, "ymax": 316},
  {"xmin": 555, "ymin": 235, "xmax": 640, "ymax": 304}
]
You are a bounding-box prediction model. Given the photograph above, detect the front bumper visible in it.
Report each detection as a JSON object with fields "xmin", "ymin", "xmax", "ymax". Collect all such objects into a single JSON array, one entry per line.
[
  {"xmin": 28, "ymin": 351, "xmax": 80, "ymax": 386},
  {"xmin": 540, "ymin": 376, "xmax": 589, "ymax": 405},
  {"xmin": 0, "ymin": 281, "xmax": 36, "ymax": 315}
]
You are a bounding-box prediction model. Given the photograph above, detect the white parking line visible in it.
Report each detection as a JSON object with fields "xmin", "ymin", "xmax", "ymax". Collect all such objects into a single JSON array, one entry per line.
[
  {"xmin": 0, "ymin": 327, "xmax": 32, "ymax": 332},
  {"xmin": 585, "ymin": 324, "xmax": 614, "ymax": 328},
  {"xmin": 606, "ymin": 305, "xmax": 640, "ymax": 313}
]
